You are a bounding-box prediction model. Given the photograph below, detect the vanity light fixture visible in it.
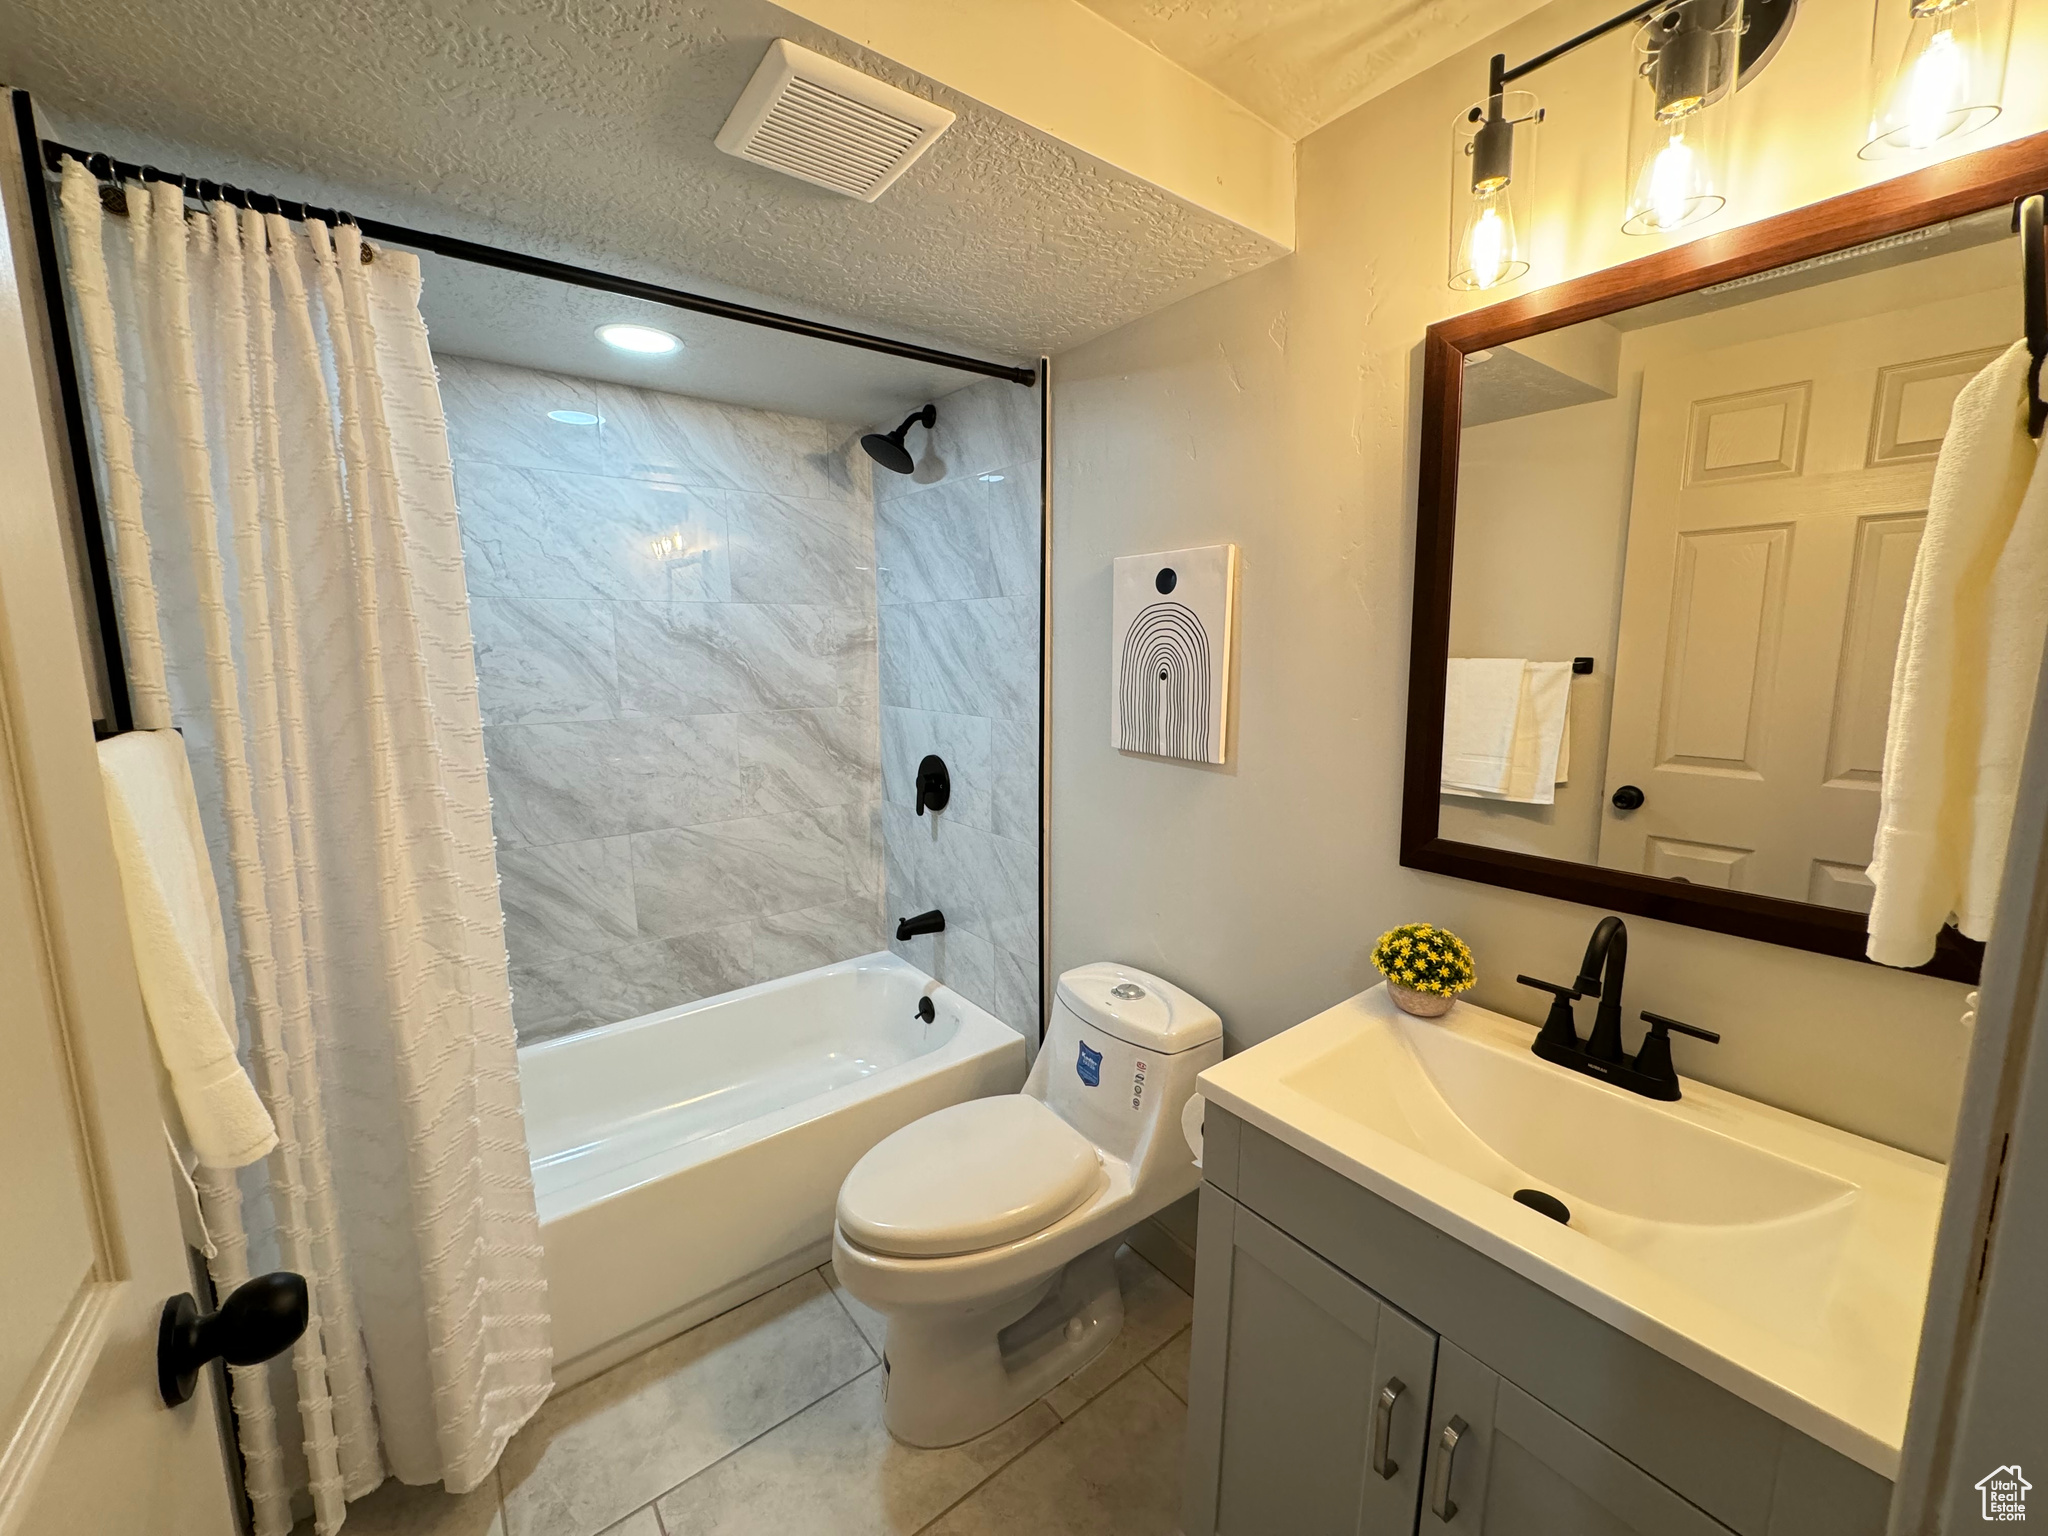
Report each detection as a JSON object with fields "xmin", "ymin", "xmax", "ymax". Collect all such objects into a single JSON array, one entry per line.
[
  {"xmin": 1447, "ymin": 0, "xmax": 1798, "ymax": 285},
  {"xmin": 597, "ymin": 322, "xmax": 683, "ymax": 355},
  {"xmin": 1861, "ymin": 0, "xmax": 2014, "ymax": 158},
  {"xmin": 1449, "ymin": 70, "xmax": 1543, "ymax": 291}
]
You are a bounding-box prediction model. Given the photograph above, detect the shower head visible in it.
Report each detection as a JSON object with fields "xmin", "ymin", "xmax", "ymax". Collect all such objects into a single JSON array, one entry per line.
[{"xmin": 861, "ymin": 404, "xmax": 936, "ymax": 475}]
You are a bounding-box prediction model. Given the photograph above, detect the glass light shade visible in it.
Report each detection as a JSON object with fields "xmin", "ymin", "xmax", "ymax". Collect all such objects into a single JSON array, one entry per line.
[
  {"xmin": 1861, "ymin": 0, "xmax": 2013, "ymax": 158},
  {"xmin": 1622, "ymin": 0, "xmax": 1741, "ymax": 236},
  {"xmin": 1448, "ymin": 90, "xmax": 1540, "ymax": 291}
]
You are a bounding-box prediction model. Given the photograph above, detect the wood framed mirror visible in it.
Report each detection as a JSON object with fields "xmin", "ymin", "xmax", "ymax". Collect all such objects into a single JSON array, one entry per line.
[{"xmin": 1403, "ymin": 131, "xmax": 2048, "ymax": 985}]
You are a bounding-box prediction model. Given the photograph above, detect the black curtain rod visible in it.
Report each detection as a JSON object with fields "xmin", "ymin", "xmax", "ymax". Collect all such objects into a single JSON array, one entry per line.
[{"xmin": 40, "ymin": 138, "xmax": 1040, "ymax": 388}]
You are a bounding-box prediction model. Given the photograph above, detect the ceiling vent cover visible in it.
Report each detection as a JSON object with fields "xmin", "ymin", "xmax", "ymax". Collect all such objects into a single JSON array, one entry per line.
[{"xmin": 716, "ymin": 40, "xmax": 955, "ymax": 202}]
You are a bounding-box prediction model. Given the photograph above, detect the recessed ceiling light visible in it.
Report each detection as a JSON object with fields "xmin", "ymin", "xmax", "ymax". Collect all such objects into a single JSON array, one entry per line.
[
  {"xmin": 547, "ymin": 409, "xmax": 600, "ymax": 425},
  {"xmin": 597, "ymin": 323, "xmax": 682, "ymax": 355},
  {"xmin": 977, "ymin": 472, "xmax": 1005, "ymax": 483}
]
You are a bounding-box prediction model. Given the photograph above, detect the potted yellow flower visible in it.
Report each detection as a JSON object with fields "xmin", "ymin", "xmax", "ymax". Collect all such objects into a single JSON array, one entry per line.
[{"xmin": 1372, "ymin": 924, "xmax": 1476, "ymax": 1018}]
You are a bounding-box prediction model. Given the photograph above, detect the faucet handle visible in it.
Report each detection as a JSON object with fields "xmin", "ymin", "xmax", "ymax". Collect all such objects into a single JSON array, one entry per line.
[
  {"xmin": 1640, "ymin": 1010, "xmax": 1720, "ymax": 1044},
  {"xmin": 1516, "ymin": 975, "xmax": 1583, "ymax": 1056},
  {"xmin": 1629, "ymin": 1010, "xmax": 1719, "ymax": 1102}
]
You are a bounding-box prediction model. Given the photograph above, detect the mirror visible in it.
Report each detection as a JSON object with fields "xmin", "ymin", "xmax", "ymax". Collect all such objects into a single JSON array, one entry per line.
[{"xmin": 1403, "ymin": 138, "xmax": 2048, "ymax": 981}]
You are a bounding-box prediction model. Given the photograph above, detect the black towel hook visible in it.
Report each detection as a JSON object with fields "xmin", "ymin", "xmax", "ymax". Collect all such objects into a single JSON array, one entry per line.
[{"xmin": 2017, "ymin": 191, "xmax": 2046, "ymax": 440}]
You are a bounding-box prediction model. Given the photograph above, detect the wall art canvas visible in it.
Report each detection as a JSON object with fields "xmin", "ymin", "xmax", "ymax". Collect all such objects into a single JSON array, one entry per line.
[{"xmin": 1111, "ymin": 544, "xmax": 1238, "ymax": 764}]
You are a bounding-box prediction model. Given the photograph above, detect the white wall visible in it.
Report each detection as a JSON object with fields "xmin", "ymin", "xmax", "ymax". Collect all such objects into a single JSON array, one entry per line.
[{"xmin": 1048, "ymin": 0, "xmax": 2048, "ymax": 1161}]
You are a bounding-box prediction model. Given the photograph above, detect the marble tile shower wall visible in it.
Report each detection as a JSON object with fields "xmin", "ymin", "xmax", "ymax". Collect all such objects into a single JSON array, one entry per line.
[
  {"xmin": 877, "ymin": 377, "xmax": 1044, "ymax": 1048},
  {"xmin": 437, "ymin": 356, "xmax": 886, "ymax": 1043}
]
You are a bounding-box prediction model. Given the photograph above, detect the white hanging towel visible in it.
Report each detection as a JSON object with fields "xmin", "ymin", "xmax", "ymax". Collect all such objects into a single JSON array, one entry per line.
[
  {"xmin": 1443, "ymin": 661, "xmax": 1573, "ymax": 805},
  {"xmin": 1868, "ymin": 342, "xmax": 2042, "ymax": 967},
  {"xmin": 1443, "ymin": 658, "xmax": 1527, "ymax": 793},
  {"xmin": 98, "ymin": 731, "xmax": 277, "ymax": 1168}
]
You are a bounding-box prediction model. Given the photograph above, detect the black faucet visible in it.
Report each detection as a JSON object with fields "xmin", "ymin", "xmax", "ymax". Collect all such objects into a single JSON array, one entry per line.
[
  {"xmin": 896, "ymin": 909, "xmax": 945, "ymax": 941},
  {"xmin": 1516, "ymin": 916, "xmax": 1721, "ymax": 1100},
  {"xmin": 1573, "ymin": 915, "xmax": 1629, "ymax": 1063}
]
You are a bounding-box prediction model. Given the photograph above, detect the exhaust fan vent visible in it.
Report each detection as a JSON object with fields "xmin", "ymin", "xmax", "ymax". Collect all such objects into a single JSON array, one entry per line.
[{"xmin": 716, "ymin": 40, "xmax": 955, "ymax": 202}]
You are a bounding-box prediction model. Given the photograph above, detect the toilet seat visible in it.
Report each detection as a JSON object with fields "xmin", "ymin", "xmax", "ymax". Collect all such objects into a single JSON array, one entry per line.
[{"xmin": 838, "ymin": 1096, "xmax": 1101, "ymax": 1258}]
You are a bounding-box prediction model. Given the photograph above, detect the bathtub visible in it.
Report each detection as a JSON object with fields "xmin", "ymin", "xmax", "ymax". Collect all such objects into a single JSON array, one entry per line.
[{"xmin": 520, "ymin": 950, "xmax": 1027, "ymax": 1384}]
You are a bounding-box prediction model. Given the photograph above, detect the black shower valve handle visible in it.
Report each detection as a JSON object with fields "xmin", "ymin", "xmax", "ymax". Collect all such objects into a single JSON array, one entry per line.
[{"xmin": 914, "ymin": 754, "xmax": 951, "ymax": 816}]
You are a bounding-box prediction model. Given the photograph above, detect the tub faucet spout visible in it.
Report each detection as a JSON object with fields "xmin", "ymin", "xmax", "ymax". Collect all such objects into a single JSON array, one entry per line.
[{"xmin": 896, "ymin": 909, "xmax": 945, "ymax": 941}]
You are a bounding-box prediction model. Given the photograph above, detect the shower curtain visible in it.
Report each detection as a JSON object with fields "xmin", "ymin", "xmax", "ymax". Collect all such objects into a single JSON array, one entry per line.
[{"xmin": 56, "ymin": 161, "xmax": 551, "ymax": 1533}]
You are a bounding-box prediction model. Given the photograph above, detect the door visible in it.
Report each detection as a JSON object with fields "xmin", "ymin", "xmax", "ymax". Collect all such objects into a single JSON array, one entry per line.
[
  {"xmin": 1420, "ymin": 1342, "xmax": 1733, "ymax": 1536},
  {"xmin": 1599, "ymin": 279, "xmax": 2012, "ymax": 910},
  {"xmin": 1185, "ymin": 1189, "xmax": 1437, "ymax": 1536},
  {"xmin": 0, "ymin": 104, "xmax": 240, "ymax": 1536}
]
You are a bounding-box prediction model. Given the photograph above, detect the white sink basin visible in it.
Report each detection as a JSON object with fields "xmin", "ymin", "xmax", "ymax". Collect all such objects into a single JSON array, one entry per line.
[{"xmin": 1197, "ymin": 985, "xmax": 1945, "ymax": 1476}]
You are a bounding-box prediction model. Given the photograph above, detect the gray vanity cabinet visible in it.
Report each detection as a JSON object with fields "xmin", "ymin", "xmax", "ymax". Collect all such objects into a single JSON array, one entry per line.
[
  {"xmin": 1186, "ymin": 1186, "xmax": 1439, "ymax": 1535},
  {"xmin": 1419, "ymin": 1342, "xmax": 1734, "ymax": 1536},
  {"xmin": 1185, "ymin": 1109, "xmax": 1893, "ymax": 1536}
]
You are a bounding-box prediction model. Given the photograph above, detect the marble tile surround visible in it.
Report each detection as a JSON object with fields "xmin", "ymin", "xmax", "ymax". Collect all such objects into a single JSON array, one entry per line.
[
  {"xmin": 440, "ymin": 356, "xmax": 887, "ymax": 1041},
  {"xmin": 445, "ymin": 358, "xmax": 1042, "ymax": 1045},
  {"xmin": 875, "ymin": 378, "xmax": 1044, "ymax": 1048}
]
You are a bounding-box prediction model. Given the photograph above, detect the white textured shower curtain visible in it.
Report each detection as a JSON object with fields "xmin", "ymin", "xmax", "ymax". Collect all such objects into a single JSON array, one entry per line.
[{"xmin": 57, "ymin": 161, "xmax": 550, "ymax": 1534}]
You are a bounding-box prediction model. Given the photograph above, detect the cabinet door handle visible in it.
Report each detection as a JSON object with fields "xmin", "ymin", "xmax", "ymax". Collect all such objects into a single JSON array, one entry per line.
[
  {"xmin": 1369, "ymin": 1376, "xmax": 1405, "ymax": 1479},
  {"xmin": 1430, "ymin": 1415, "xmax": 1469, "ymax": 1522}
]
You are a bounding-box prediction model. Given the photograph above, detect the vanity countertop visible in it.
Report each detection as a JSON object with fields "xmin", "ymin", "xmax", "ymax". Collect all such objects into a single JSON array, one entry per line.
[{"xmin": 1195, "ymin": 984, "xmax": 1946, "ymax": 1477}]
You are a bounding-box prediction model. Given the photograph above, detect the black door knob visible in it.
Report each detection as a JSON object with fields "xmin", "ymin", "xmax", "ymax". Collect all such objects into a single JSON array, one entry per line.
[
  {"xmin": 158, "ymin": 1272, "xmax": 309, "ymax": 1407},
  {"xmin": 1611, "ymin": 784, "xmax": 1646, "ymax": 811},
  {"xmin": 915, "ymin": 754, "xmax": 951, "ymax": 816}
]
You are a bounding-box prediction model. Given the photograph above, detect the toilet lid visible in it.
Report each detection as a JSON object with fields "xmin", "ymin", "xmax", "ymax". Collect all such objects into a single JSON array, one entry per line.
[{"xmin": 838, "ymin": 1097, "xmax": 1102, "ymax": 1259}]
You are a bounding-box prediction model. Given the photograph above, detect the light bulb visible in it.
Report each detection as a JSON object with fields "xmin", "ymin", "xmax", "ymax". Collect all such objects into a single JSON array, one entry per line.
[
  {"xmin": 1900, "ymin": 17, "xmax": 1969, "ymax": 147},
  {"xmin": 1458, "ymin": 188, "xmax": 1519, "ymax": 290},
  {"xmin": 1648, "ymin": 130, "xmax": 1696, "ymax": 230}
]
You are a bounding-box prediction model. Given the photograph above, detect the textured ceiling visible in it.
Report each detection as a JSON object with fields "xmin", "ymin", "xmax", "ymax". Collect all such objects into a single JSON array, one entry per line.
[
  {"xmin": 1, "ymin": 0, "xmax": 1284, "ymax": 359},
  {"xmin": 1072, "ymin": 0, "xmax": 1556, "ymax": 139}
]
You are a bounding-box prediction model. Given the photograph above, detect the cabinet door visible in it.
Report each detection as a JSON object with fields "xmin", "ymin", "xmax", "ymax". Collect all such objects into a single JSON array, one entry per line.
[
  {"xmin": 1420, "ymin": 1342, "xmax": 1737, "ymax": 1536},
  {"xmin": 1186, "ymin": 1188, "xmax": 1437, "ymax": 1536}
]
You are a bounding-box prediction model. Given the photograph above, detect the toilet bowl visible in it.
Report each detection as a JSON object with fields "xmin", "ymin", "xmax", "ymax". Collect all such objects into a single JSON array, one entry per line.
[{"xmin": 832, "ymin": 962, "xmax": 1222, "ymax": 1446}]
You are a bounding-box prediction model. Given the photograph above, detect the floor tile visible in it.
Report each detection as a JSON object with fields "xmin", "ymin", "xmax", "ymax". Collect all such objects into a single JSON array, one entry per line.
[
  {"xmin": 294, "ymin": 1474, "xmax": 503, "ymax": 1536},
  {"xmin": 596, "ymin": 1508, "xmax": 662, "ymax": 1536},
  {"xmin": 1146, "ymin": 1327, "xmax": 1192, "ymax": 1404},
  {"xmin": 821, "ymin": 1263, "xmax": 889, "ymax": 1356},
  {"xmin": 918, "ymin": 1367, "xmax": 1186, "ymax": 1536},
  {"xmin": 1044, "ymin": 1246, "xmax": 1194, "ymax": 1419},
  {"xmin": 657, "ymin": 1368, "xmax": 1056, "ymax": 1536},
  {"xmin": 499, "ymin": 1272, "xmax": 875, "ymax": 1536}
]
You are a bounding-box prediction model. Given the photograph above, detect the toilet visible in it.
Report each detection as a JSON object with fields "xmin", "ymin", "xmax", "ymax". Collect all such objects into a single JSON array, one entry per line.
[{"xmin": 832, "ymin": 962, "xmax": 1222, "ymax": 1447}]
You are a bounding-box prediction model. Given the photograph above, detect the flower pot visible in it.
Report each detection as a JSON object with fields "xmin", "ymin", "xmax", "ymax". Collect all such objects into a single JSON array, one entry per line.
[{"xmin": 1387, "ymin": 981, "xmax": 1454, "ymax": 1018}]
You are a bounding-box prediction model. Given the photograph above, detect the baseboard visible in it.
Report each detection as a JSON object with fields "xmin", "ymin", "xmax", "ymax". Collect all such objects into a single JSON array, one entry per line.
[
  {"xmin": 550, "ymin": 1238, "xmax": 834, "ymax": 1391},
  {"xmin": 1124, "ymin": 1213, "xmax": 1197, "ymax": 1296}
]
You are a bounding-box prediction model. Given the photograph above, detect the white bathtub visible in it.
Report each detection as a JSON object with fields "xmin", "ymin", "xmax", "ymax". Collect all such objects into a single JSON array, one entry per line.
[{"xmin": 520, "ymin": 950, "xmax": 1027, "ymax": 1384}]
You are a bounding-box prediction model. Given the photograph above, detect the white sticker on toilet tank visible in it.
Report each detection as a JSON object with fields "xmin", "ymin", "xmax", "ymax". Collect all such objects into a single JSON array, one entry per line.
[
  {"xmin": 1131, "ymin": 1059, "xmax": 1148, "ymax": 1111},
  {"xmin": 1077, "ymin": 1040, "xmax": 1102, "ymax": 1087}
]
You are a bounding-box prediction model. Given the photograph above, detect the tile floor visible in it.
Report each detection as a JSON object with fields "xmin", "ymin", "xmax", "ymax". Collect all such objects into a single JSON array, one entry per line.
[{"xmin": 300, "ymin": 1245, "xmax": 1192, "ymax": 1536}]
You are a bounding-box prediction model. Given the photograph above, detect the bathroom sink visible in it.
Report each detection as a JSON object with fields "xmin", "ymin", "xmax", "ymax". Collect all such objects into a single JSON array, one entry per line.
[{"xmin": 1196, "ymin": 985, "xmax": 1946, "ymax": 1474}]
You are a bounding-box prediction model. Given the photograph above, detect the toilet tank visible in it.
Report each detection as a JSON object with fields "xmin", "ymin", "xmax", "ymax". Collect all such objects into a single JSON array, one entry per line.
[{"xmin": 1025, "ymin": 963, "xmax": 1222, "ymax": 1189}]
